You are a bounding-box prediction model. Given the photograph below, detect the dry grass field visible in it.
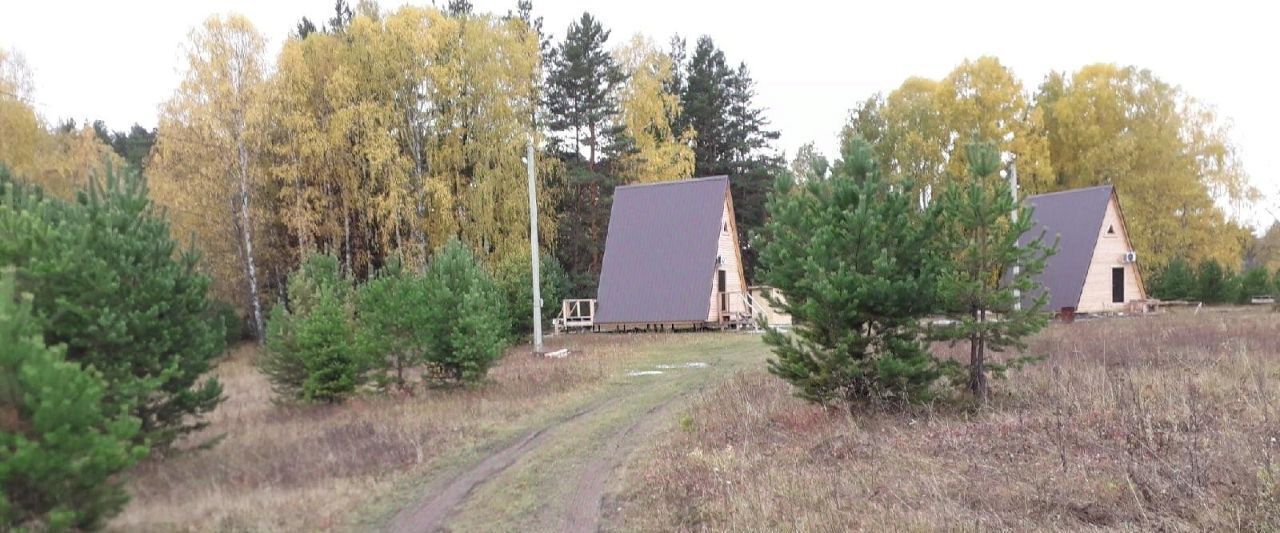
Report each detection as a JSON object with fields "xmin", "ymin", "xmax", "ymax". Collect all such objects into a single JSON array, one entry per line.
[
  {"xmin": 611, "ymin": 310, "xmax": 1280, "ymax": 531},
  {"xmin": 109, "ymin": 310, "xmax": 1280, "ymax": 531},
  {"xmin": 110, "ymin": 334, "xmax": 652, "ymax": 531},
  {"xmin": 109, "ymin": 332, "xmax": 769, "ymax": 532}
]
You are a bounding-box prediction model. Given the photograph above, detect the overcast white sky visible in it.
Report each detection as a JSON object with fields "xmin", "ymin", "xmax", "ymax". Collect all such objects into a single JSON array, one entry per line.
[{"xmin": 3, "ymin": 0, "xmax": 1276, "ymax": 227}]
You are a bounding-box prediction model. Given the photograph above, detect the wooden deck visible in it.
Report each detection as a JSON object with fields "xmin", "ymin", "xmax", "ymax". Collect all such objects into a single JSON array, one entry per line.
[
  {"xmin": 553, "ymin": 299, "xmax": 596, "ymax": 333},
  {"xmin": 560, "ymin": 291, "xmax": 768, "ymax": 333}
]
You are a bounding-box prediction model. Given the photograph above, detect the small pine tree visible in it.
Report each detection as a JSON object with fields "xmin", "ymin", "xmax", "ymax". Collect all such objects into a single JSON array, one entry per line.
[
  {"xmin": 356, "ymin": 258, "xmax": 429, "ymax": 390},
  {"xmin": 261, "ymin": 254, "xmax": 362, "ymax": 402},
  {"xmin": 757, "ymin": 137, "xmax": 944, "ymax": 407},
  {"xmin": 1154, "ymin": 258, "xmax": 1196, "ymax": 300},
  {"xmin": 930, "ymin": 141, "xmax": 1056, "ymax": 403},
  {"xmin": 494, "ymin": 251, "xmax": 569, "ymax": 340},
  {"xmin": 0, "ymin": 164, "xmax": 224, "ymax": 449},
  {"xmin": 1195, "ymin": 259, "xmax": 1229, "ymax": 304},
  {"xmin": 297, "ymin": 289, "xmax": 360, "ymax": 402},
  {"xmin": 421, "ymin": 240, "xmax": 509, "ymax": 384},
  {"xmin": 1238, "ymin": 265, "xmax": 1271, "ymax": 303},
  {"xmin": 1, "ymin": 271, "xmax": 147, "ymax": 530}
]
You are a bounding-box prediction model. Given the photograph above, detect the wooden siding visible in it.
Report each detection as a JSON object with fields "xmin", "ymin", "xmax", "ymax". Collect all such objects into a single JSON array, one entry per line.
[
  {"xmin": 707, "ymin": 191, "xmax": 749, "ymax": 321},
  {"xmin": 750, "ymin": 286, "xmax": 792, "ymax": 326},
  {"xmin": 1076, "ymin": 194, "xmax": 1147, "ymax": 313}
]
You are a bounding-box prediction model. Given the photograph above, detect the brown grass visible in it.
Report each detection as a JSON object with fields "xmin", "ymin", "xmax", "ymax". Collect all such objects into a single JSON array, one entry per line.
[
  {"xmin": 110, "ymin": 333, "xmax": 669, "ymax": 532},
  {"xmin": 612, "ymin": 311, "xmax": 1280, "ymax": 531}
]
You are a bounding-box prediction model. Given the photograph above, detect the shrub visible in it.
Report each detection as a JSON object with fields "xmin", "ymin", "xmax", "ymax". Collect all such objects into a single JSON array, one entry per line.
[
  {"xmin": 0, "ymin": 271, "xmax": 148, "ymax": 531},
  {"xmin": 757, "ymin": 137, "xmax": 944, "ymax": 406},
  {"xmin": 0, "ymin": 164, "xmax": 224, "ymax": 450},
  {"xmin": 261, "ymin": 255, "xmax": 362, "ymax": 402},
  {"xmin": 421, "ymin": 240, "xmax": 509, "ymax": 384},
  {"xmin": 356, "ymin": 259, "xmax": 430, "ymax": 390},
  {"xmin": 494, "ymin": 250, "xmax": 569, "ymax": 339}
]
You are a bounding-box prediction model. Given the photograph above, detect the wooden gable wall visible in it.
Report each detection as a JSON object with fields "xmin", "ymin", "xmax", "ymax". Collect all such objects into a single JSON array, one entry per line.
[
  {"xmin": 1076, "ymin": 192, "xmax": 1147, "ymax": 313},
  {"xmin": 706, "ymin": 190, "xmax": 749, "ymax": 321}
]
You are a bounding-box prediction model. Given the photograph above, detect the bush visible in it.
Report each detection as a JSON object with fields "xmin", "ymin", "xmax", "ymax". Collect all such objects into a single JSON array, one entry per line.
[
  {"xmin": 757, "ymin": 137, "xmax": 944, "ymax": 406},
  {"xmin": 261, "ymin": 255, "xmax": 362, "ymax": 402},
  {"xmin": 0, "ymin": 164, "xmax": 224, "ymax": 450},
  {"xmin": 494, "ymin": 251, "xmax": 569, "ymax": 339},
  {"xmin": 355, "ymin": 259, "xmax": 429, "ymax": 390},
  {"xmin": 1, "ymin": 271, "xmax": 148, "ymax": 530},
  {"xmin": 420, "ymin": 240, "xmax": 509, "ymax": 384}
]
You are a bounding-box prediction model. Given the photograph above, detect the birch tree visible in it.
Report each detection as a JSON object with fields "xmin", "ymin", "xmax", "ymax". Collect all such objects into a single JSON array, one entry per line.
[
  {"xmin": 612, "ymin": 35, "xmax": 694, "ymax": 184},
  {"xmin": 152, "ymin": 15, "xmax": 270, "ymax": 339}
]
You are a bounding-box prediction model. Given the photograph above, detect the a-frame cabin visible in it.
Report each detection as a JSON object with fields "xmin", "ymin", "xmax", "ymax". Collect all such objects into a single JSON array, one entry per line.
[
  {"xmin": 594, "ymin": 176, "xmax": 752, "ymax": 331},
  {"xmin": 1021, "ymin": 185, "xmax": 1148, "ymax": 314}
]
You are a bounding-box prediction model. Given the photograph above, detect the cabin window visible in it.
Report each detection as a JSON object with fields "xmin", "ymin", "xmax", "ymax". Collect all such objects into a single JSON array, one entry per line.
[
  {"xmin": 1105, "ymin": 224, "xmax": 1116, "ymax": 237},
  {"xmin": 722, "ymin": 221, "xmax": 729, "ymax": 233}
]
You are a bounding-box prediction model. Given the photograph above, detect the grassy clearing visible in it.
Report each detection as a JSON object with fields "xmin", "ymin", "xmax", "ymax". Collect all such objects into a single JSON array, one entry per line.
[
  {"xmin": 111, "ymin": 333, "xmax": 749, "ymax": 532},
  {"xmin": 108, "ymin": 333, "xmax": 640, "ymax": 527},
  {"xmin": 611, "ymin": 311, "xmax": 1280, "ymax": 531}
]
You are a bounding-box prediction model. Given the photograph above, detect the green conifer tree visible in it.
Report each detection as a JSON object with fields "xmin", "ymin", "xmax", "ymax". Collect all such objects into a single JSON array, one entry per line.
[
  {"xmin": 0, "ymin": 271, "xmax": 147, "ymax": 530},
  {"xmin": 356, "ymin": 258, "xmax": 430, "ymax": 391},
  {"xmin": 757, "ymin": 137, "xmax": 943, "ymax": 406},
  {"xmin": 494, "ymin": 250, "xmax": 569, "ymax": 339},
  {"xmin": 1154, "ymin": 258, "xmax": 1196, "ymax": 300},
  {"xmin": 0, "ymin": 164, "xmax": 224, "ymax": 449},
  {"xmin": 421, "ymin": 240, "xmax": 508, "ymax": 384},
  {"xmin": 1195, "ymin": 259, "xmax": 1229, "ymax": 304},
  {"xmin": 930, "ymin": 141, "xmax": 1055, "ymax": 402},
  {"xmin": 1237, "ymin": 265, "xmax": 1271, "ymax": 303},
  {"xmin": 261, "ymin": 254, "xmax": 362, "ymax": 402},
  {"xmin": 545, "ymin": 12, "xmax": 623, "ymax": 167}
]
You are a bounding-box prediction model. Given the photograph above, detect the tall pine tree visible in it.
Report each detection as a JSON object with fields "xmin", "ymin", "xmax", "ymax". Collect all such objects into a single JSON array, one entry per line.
[
  {"xmin": 545, "ymin": 12, "xmax": 623, "ymax": 168},
  {"xmin": 674, "ymin": 36, "xmax": 782, "ymax": 277}
]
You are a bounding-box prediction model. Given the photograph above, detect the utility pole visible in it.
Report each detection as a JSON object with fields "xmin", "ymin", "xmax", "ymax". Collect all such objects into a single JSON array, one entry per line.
[
  {"xmin": 527, "ymin": 138, "xmax": 543, "ymax": 353},
  {"xmin": 1010, "ymin": 161, "xmax": 1021, "ymax": 311}
]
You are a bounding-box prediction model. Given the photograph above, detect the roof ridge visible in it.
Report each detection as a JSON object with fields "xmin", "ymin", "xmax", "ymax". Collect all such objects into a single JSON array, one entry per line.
[
  {"xmin": 614, "ymin": 175, "xmax": 728, "ymax": 191},
  {"xmin": 1023, "ymin": 184, "xmax": 1113, "ymax": 200}
]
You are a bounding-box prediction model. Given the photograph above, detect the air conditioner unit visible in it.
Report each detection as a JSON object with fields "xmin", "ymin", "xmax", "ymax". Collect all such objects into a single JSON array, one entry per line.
[{"xmin": 1123, "ymin": 251, "xmax": 1137, "ymax": 263}]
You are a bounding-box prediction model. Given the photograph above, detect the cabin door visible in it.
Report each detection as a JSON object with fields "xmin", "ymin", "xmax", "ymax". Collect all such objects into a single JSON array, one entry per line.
[
  {"xmin": 1111, "ymin": 267, "xmax": 1125, "ymax": 303},
  {"xmin": 718, "ymin": 270, "xmax": 728, "ymax": 319}
]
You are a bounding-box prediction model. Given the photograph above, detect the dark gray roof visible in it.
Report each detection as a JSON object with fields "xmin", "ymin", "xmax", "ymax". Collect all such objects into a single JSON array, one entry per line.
[
  {"xmin": 1019, "ymin": 185, "xmax": 1114, "ymax": 311},
  {"xmin": 595, "ymin": 176, "xmax": 729, "ymax": 324}
]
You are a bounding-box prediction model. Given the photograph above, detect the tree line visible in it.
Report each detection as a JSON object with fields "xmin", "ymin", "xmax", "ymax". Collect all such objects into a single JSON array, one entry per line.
[
  {"xmin": 4, "ymin": 4, "xmax": 1262, "ymax": 340},
  {"xmin": 138, "ymin": 1, "xmax": 782, "ymax": 340}
]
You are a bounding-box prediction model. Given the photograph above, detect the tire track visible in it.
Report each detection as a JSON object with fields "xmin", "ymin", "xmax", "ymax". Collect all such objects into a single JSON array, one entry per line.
[{"xmin": 387, "ymin": 400, "xmax": 615, "ymax": 533}]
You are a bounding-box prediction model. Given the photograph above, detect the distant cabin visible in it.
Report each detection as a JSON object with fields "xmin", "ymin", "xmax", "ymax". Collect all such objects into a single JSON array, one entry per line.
[
  {"xmin": 1021, "ymin": 185, "xmax": 1148, "ymax": 314},
  {"xmin": 594, "ymin": 176, "xmax": 752, "ymax": 331}
]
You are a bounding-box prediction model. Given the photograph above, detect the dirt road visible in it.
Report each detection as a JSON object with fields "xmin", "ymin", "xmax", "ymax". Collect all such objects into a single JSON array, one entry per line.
[{"xmin": 385, "ymin": 334, "xmax": 765, "ymax": 532}]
